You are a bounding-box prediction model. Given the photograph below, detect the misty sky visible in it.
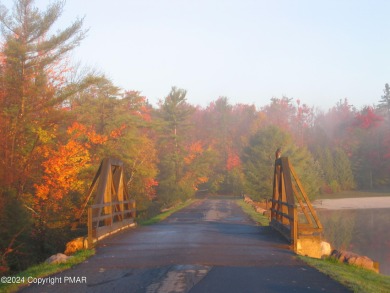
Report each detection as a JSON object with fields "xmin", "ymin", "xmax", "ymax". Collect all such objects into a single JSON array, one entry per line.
[{"xmin": 2, "ymin": 0, "xmax": 390, "ymax": 110}]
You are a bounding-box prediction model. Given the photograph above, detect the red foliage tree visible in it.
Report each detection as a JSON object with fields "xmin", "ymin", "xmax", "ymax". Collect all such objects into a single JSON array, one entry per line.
[{"xmin": 354, "ymin": 107, "xmax": 383, "ymax": 129}]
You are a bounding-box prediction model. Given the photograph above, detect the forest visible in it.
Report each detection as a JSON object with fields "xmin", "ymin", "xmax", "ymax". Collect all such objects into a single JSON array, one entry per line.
[{"xmin": 1, "ymin": 0, "xmax": 390, "ymax": 275}]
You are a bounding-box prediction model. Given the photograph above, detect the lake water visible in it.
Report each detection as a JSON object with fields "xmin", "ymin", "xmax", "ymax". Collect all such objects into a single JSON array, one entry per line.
[{"xmin": 314, "ymin": 198, "xmax": 390, "ymax": 275}]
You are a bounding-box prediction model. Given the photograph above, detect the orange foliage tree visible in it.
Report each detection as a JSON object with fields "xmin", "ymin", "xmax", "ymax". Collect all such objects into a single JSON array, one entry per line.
[
  {"xmin": 0, "ymin": 0, "xmax": 87, "ymax": 196},
  {"xmin": 33, "ymin": 123, "xmax": 107, "ymax": 219},
  {"xmin": 68, "ymin": 79, "xmax": 159, "ymax": 212},
  {"xmin": 182, "ymin": 141, "xmax": 210, "ymax": 191}
]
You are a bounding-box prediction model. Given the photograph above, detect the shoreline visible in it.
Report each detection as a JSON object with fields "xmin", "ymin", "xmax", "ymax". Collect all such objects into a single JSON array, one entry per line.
[{"xmin": 312, "ymin": 196, "xmax": 390, "ymax": 210}]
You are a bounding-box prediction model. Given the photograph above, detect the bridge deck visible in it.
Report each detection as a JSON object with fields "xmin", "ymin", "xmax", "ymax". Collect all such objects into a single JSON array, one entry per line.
[{"xmin": 20, "ymin": 198, "xmax": 349, "ymax": 293}]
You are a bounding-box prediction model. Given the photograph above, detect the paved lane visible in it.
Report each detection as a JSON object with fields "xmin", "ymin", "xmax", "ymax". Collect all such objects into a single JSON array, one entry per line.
[{"xmin": 20, "ymin": 198, "xmax": 350, "ymax": 292}]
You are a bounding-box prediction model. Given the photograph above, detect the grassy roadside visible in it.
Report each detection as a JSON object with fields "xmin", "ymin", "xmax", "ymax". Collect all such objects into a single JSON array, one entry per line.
[
  {"xmin": 299, "ymin": 256, "xmax": 390, "ymax": 293},
  {"xmin": 138, "ymin": 199, "xmax": 197, "ymax": 226},
  {"xmin": 0, "ymin": 249, "xmax": 95, "ymax": 293},
  {"xmin": 237, "ymin": 198, "xmax": 390, "ymax": 293},
  {"xmin": 235, "ymin": 199, "xmax": 270, "ymax": 226}
]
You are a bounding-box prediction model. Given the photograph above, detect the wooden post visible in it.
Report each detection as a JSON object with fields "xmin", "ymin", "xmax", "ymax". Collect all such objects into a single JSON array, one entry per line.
[
  {"xmin": 88, "ymin": 207, "xmax": 93, "ymax": 248},
  {"xmin": 132, "ymin": 199, "xmax": 136, "ymax": 218},
  {"xmin": 281, "ymin": 172, "xmax": 290, "ymax": 225},
  {"xmin": 110, "ymin": 201, "xmax": 113, "ymax": 228},
  {"xmin": 271, "ymin": 163, "xmax": 279, "ymax": 221},
  {"xmin": 121, "ymin": 200, "xmax": 125, "ymax": 221},
  {"xmin": 292, "ymin": 207, "xmax": 298, "ymax": 253}
]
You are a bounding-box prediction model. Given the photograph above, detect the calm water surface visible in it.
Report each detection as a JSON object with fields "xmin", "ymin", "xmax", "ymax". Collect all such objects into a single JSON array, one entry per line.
[{"xmin": 317, "ymin": 208, "xmax": 390, "ymax": 275}]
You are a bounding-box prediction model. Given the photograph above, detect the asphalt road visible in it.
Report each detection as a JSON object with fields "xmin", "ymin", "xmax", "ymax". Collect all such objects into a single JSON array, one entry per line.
[{"xmin": 20, "ymin": 198, "xmax": 350, "ymax": 293}]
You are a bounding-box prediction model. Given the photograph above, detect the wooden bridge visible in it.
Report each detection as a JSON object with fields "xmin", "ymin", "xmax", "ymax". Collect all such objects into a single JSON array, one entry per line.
[
  {"xmin": 21, "ymin": 157, "xmax": 352, "ymax": 292},
  {"xmin": 72, "ymin": 158, "xmax": 136, "ymax": 247},
  {"xmin": 71, "ymin": 155, "xmax": 324, "ymax": 257}
]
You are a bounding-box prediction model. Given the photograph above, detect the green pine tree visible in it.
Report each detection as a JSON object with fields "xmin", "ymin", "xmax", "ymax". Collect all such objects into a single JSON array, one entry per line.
[
  {"xmin": 333, "ymin": 147, "xmax": 355, "ymax": 190},
  {"xmin": 378, "ymin": 83, "xmax": 390, "ymax": 119},
  {"xmin": 157, "ymin": 87, "xmax": 195, "ymax": 207},
  {"xmin": 243, "ymin": 125, "xmax": 322, "ymax": 200}
]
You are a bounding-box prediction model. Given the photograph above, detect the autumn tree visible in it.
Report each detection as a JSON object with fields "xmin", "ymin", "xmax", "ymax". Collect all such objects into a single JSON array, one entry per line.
[
  {"xmin": 261, "ymin": 97, "xmax": 296, "ymax": 131},
  {"xmin": 188, "ymin": 99, "xmax": 265, "ymax": 195},
  {"xmin": 0, "ymin": 0, "xmax": 86, "ymax": 193},
  {"xmin": 292, "ymin": 99, "xmax": 315, "ymax": 146},
  {"xmin": 202, "ymin": 97, "xmax": 234, "ymax": 192},
  {"xmin": 220, "ymin": 103, "xmax": 262, "ymax": 194},
  {"xmin": 313, "ymin": 99, "xmax": 356, "ymax": 153},
  {"xmin": 67, "ymin": 76, "xmax": 121, "ymax": 166},
  {"xmin": 69, "ymin": 79, "xmax": 159, "ymax": 216},
  {"xmin": 0, "ymin": 0, "xmax": 88, "ymax": 271},
  {"xmin": 33, "ymin": 122, "xmax": 107, "ymax": 221},
  {"xmin": 191, "ymin": 98, "xmax": 250, "ymax": 194},
  {"xmin": 105, "ymin": 90, "xmax": 159, "ymax": 216}
]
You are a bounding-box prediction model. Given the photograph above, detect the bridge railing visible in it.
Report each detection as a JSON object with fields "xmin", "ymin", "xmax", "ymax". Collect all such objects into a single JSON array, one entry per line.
[
  {"xmin": 270, "ymin": 156, "xmax": 322, "ymax": 253},
  {"xmin": 270, "ymin": 198, "xmax": 298, "ymax": 251},
  {"xmin": 71, "ymin": 158, "xmax": 137, "ymax": 247},
  {"xmin": 87, "ymin": 199, "xmax": 136, "ymax": 247}
]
